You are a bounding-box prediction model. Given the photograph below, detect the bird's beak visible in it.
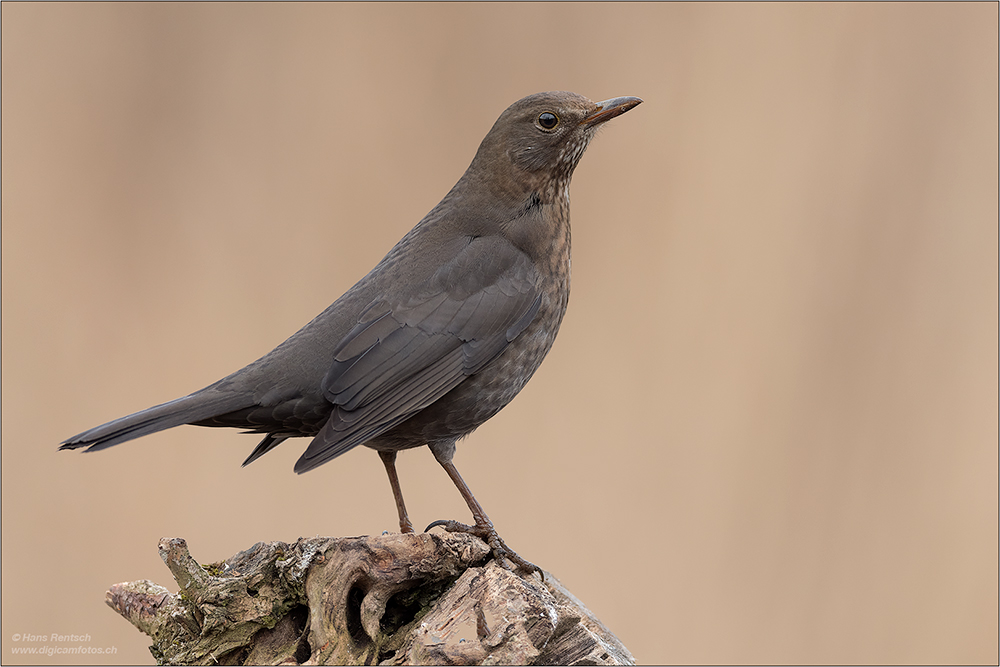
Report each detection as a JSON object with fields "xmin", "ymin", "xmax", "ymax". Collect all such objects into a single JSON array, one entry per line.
[{"xmin": 584, "ymin": 96, "xmax": 644, "ymax": 126}]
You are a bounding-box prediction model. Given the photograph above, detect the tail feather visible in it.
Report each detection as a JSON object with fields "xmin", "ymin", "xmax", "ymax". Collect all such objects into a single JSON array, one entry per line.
[
  {"xmin": 60, "ymin": 390, "xmax": 253, "ymax": 452},
  {"xmin": 241, "ymin": 433, "xmax": 290, "ymax": 467}
]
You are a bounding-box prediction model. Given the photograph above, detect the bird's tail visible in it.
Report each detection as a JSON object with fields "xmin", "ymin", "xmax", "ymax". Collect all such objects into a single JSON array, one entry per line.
[{"xmin": 59, "ymin": 390, "xmax": 252, "ymax": 452}]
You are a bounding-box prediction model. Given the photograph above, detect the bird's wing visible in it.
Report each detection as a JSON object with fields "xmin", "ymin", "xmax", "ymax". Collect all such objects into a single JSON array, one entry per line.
[{"xmin": 293, "ymin": 235, "xmax": 542, "ymax": 472}]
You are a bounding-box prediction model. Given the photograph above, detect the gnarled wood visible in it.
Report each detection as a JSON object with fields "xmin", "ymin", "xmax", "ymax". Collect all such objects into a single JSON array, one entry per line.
[{"xmin": 105, "ymin": 533, "xmax": 633, "ymax": 665}]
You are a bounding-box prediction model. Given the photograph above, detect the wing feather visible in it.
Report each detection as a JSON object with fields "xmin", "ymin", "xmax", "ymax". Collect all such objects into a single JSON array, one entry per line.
[{"xmin": 295, "ymin": 236, "xmax": 543, "ymax": 472}]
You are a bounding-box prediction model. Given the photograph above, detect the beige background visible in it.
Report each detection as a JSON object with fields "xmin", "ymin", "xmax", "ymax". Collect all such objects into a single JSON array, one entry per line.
[{"xmin": 2, "ymin": 4, "xmax": 997, "ymax": 665}]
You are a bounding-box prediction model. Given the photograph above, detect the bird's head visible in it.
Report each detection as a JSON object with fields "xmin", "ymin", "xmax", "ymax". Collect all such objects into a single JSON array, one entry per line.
[{"xmin": 469, "ymin": 91, "xmax": 643, "ymax": 202}]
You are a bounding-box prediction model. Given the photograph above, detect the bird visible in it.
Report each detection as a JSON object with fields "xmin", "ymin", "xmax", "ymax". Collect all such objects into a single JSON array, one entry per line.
[{"xmin": 61, "ymin": 91, "xmax": 642, "ymax": 574}]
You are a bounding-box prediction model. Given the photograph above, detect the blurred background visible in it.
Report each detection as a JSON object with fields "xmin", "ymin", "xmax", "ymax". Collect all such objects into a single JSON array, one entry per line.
[{"xmin": 2, "ymin": 4, "xmax": 997, "ymax": 665}]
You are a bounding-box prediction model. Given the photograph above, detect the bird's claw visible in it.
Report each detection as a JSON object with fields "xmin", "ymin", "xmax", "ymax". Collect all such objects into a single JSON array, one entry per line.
[
  {"xmin": 425, "ymin": 518, "xmax": 471, "ymax": 533},
  {"xmin": 425, "ymin": 519, "xmax": 543, "ymax": 580}
]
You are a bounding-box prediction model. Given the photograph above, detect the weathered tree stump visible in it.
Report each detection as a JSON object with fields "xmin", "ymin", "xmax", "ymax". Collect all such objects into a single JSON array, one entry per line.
[{"xmin": 105, "ymin": 533, "xmax": 633, "ymax": 665}]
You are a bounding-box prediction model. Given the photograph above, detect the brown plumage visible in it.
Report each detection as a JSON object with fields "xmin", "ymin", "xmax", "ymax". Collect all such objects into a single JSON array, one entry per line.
[{"xmin": 60, "ymin": 91, "xmax": 642, "ymax": 572}]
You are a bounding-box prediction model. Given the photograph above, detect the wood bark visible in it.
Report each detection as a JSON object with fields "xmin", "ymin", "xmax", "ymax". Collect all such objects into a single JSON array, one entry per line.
[{"xmin": 105, "ymin": 533, "xmax": 634, "ymax": 665}]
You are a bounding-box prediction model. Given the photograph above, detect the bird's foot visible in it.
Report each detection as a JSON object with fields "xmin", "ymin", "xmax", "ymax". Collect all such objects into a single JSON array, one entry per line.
[{"xmin": 425, "ymin": 519, "xmax": 542, "ymax": 579}]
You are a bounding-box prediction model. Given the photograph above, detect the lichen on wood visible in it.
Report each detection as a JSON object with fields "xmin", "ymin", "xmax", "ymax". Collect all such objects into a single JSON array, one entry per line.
[{"xmin": 105, "ymin": 533, "xmax": 633, "ymax": 665}]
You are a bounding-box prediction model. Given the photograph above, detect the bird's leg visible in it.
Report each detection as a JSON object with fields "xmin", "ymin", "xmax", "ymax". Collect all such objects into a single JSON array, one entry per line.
[
  {"xmin": 425, "ymin": 443, "xmax": 542, "ymax": 578},
  {"xmin": 378, "ymin": 450, "xmax": 414, "ymax": 534}
]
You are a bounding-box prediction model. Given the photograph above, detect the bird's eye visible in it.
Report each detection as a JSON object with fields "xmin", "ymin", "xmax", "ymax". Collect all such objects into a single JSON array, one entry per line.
[{"xmin": 537, "ymin": 112, "xmax": 559, "ymax": 130}]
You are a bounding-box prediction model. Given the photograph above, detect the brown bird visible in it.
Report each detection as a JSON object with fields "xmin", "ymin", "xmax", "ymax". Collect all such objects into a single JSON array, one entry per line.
[{"xmin": 60, "ymin": 91, "xmax": 642, "ymax": 573}]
